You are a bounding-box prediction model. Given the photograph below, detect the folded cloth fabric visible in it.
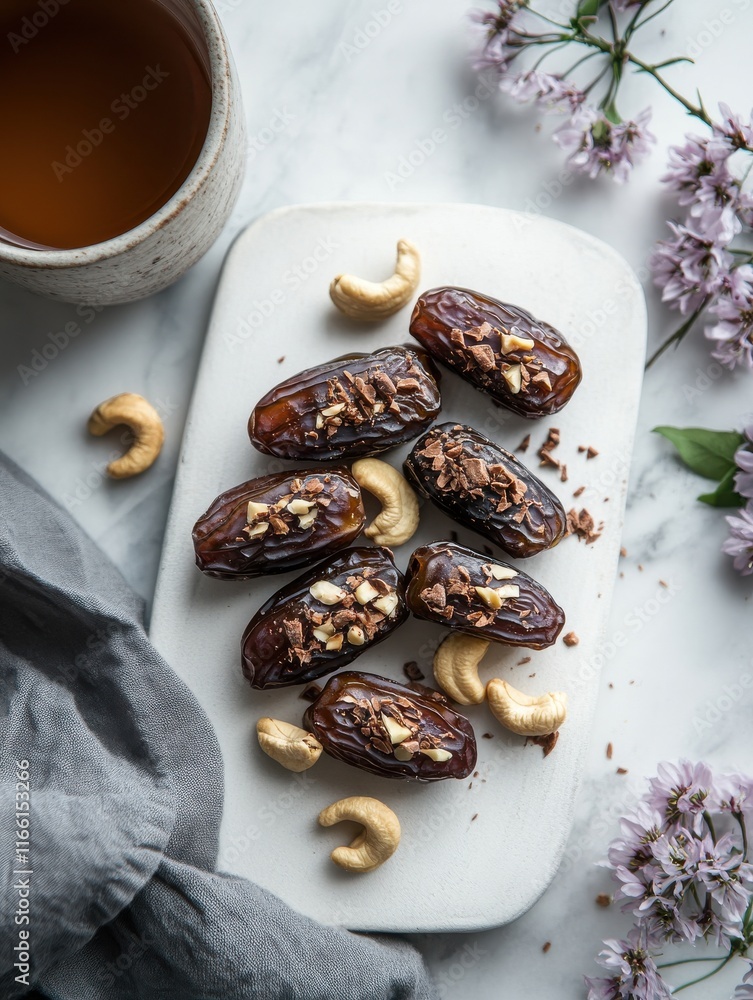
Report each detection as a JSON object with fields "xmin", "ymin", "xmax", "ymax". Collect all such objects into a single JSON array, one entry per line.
[{"xmin": 0, "ymin": 453, "xmax": 436, "ymax": 1000}]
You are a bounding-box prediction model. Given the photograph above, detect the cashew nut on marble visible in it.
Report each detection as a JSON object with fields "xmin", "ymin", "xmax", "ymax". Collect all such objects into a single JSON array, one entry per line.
[
  {"xmin": 433, "ymin": 633, "xmax": 490, "ymax": 706},
  {"xmin": 87, "ymin": 393, "xmax": 164, "ymax": 479},
  {"xmin": 329, "ymin": 239, "xmax": 421, "ymax": 321},
  {"xmin": 256, "ymin": 718, "xmax": 323, "ymax": 772},
  {"xmin": 318, "ymin": 796, "xmax": 401, "ymax": 872},
  {"xmin": 486, "ymin": 679, "xmax": 568, "ymax": 737},
  {"xmin": 351, "ymin": 458, "xmax": 420, "ymax": 546}
]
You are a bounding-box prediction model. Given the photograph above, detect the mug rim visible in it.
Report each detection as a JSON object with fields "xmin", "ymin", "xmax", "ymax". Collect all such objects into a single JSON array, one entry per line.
[{"xmin": 0, "ymin": 0, "xmax": 230, "ymax": 270}]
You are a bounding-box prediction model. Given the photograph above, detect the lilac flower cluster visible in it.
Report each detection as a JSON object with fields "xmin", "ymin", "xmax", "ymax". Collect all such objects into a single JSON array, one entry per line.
[
  {"xmin": 723, "ymin": 426, "xmax": 753, "ymax": 575},
  {"xmin": 650, "ymin": 109, "xmax": 753, "ymax": 370},
  {"xmin": 586, "ymin": 761, "xmax": 753, "ymax": 999},
  {"xmin": 470, "ymin": 2, "xmax": 655, "ymax": 183}
]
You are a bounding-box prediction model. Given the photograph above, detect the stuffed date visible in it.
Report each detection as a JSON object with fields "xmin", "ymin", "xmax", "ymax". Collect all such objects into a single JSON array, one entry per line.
[
  {"xmin": 248, "ymin": 345, "xmax": 441, "ymax": 460},
  {"xmin": 404, "ymin": 423, "xmax": 566, "ymax": 558},
  {"xmin": 193, "ymin": 469, "xmax": 365, "ymax": 580},
  {"xmin": 241, "ymin": 547, "xmax": 407, "ymax": 688},
  {"xmin": 405, "ymin": 541, "xmax": 564, "ymax": 648},
  {"xmin": 409, "ymin": 286, "xmax": 581, "ymax": 417},
  {"xmin": 303, "ymin": 671, "xmax": 477, "ymax": 781}
]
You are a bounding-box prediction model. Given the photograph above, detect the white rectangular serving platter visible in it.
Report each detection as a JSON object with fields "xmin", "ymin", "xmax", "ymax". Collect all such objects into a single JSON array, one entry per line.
[{"xmin": 150, "ymin": 203, "xmax": 646, "ymax": 932}]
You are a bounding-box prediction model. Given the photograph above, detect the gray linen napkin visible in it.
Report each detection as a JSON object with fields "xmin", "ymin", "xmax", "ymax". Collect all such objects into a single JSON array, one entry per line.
[{"xmin": 0, "ymin": 453, "xmax": 436, "ymax": 999}]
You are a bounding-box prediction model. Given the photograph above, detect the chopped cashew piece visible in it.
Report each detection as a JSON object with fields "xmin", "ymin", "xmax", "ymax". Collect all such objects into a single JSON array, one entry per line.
[
  {"xmin": 326, "ymin": 633, "xmax": 344, "ymax": 651},
  {"xmin": 381, "ymin": 712, "xmax": 412, "ymax": 745},
  {"xmin": 486, "ymin": 679, "xmax": 568, "ymax": 737},
  {"xmin": 502, "ymin": 365, "xmax": 522, "ymax": 394},
  {"xmin": 318, "ymin": 796, "xmax": 401, "ymax": 872},
  {"xmin": 475, "ymin": 586, "xmax": 502, "ymax": 610},
  {"xmin": 347, "ymin": 625, "xmax": 365, "ymax": 646},
  {"xmin": 247, "ymin": 501, "xmax": 269, "ymax": 520},
  {"xmin": 499, "ymin": 333, "xmax": 535, "ymax": 354},
  {"xmin": 487, "ymin": 564, "xmax": 518, "ymax": 581},
  {"xmin": 309, "ymin": 581, "xmax": 347, "ymax": 605},
  {"xmin": 433, "ymin": 633, "xmax": 490, "ymax": 705},
  {"xmin": 256, "ymin": 718, "xmax": 323, "ymax": 772},
  {"xmin": 329, "ymin": 238, "xmax": 421, "ymax": 321},
  {"xmin": 355, "ymin": 581, "xmax": 380, "ymax": 605},
  {"xmin": 373, "ymin": 592, "xmax": 399, "ymax": 616},
  {"xmin": 420, "ymin": 748, "xmax": 453, "ymax": 762},
  {"xmin": 87, "ymin": 393, "xmax": 164, "ymax": 479},
  {"xmin": 287, "ymin": 498, "xmax": 315, "ymax": 515},
  {"xmin": 351, "ymin": 458, "xmax": 420, "ymax": 547},
  {"xmin": 246, "ymin": 522, "xmax": 270, "ymax": 539}
]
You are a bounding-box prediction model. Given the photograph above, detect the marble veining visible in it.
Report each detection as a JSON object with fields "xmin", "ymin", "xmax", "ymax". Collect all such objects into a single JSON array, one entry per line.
[{"xmin": 0, "ymin": 1, "xmax": 750, "ymax": 995}]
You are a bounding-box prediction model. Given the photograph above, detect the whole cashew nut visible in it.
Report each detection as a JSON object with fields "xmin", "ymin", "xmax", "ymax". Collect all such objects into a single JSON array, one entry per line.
[
  {"xmin": 486, "ymin": 679, "xmax": 568, "ymax": 737},
  {"xmin": 351, "ymin": 458, "xmax": 420, "ymax": 547},
  {"xmin": 87, "ymin": 393, "xmax": 165, "ymax": 479},
  {"xmin": 318, "ymin": 796, "xmax": 401, "ymax": 873},
  {"xmin": 256, "ymin": 718, "xmax": 323, "ymax": 772},
  {"xmin": 329, "ymin": 239, "xmax": 421, "ymax": 321},
  {"xmin": 433, "ymin": 633, "xmax": 490, "ymax": 705}
]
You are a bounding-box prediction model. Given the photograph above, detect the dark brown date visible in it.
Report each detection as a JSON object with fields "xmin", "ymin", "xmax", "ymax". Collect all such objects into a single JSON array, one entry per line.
[
  {"xmin": 404, "ymin": 423, "xmax": 566, "ymax": 558},
  {"xmin": 303, "ymin": 671, "xmax": 477, "ymax": 781},
  {"xmin": 242, "ymin": 547, "xmax": 408, "ymax": 688},
  {"xmin": 248, "ymin": 345, "xmax": 441, "ymax": 461},
  {"xmin": 193, "ymin": 469, "xmax": 365, "ymax": 580},
  {"xmin": 409, "ymin": 286, "xmax": 582, "ymax": 417},
  {"xmin": 405, "ymin": 541, "xmax": 564, "ymax": 648}
]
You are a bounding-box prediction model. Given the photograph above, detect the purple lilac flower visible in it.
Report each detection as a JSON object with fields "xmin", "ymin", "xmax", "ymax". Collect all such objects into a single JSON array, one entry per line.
[
  {"xmin": 733, "ymin": 426, "xmax": 753, "ymax": 500},
  {"xmin": 705, "ymin": 279, "xmax": 753, "ymax": 370},
  {"xmin": 647, "ymin": 761, "xmax": 713, "ymax": 831},
  {"xmin": 501, "ymin": 70, "xmax": 585, "ymax": 112},
  {"xmin": 687, "ymin": 168, "xmax": 741, "ymax": 243},
  {"xmin": 662, "ymin": 135, "xmax": 731, "ymax": 206},
  {"xmin": 722, "ymin": 501, "xmax": 753, "ymax": 575},
  {"xmin": 717, "ymin": 771, "xmax": 753, "ymax": 816},
  {"xmin": 469, "ymin": 1, "xmax": 525, "ymax": 73},
  {"xmin": 714, "ymin": 102, "xmax": 753, "ymax": 151},
  {"xmin": 585, "ymin": 927, "xmax": 674, "ymax": 1000},
  {"xmin": 554, "ymin": 107, "xmax": 654, "ymax": 183},
  {"xmin": 734, "ymin": 961, "xmax": 753, "ymax": 1000},
  {"xmin": 607, "ymin": 804, "xmax": 665, "ymax": 872},
  {"xmin": 650, "ymin": 222, "xmax": 732, "ymax": 315}
]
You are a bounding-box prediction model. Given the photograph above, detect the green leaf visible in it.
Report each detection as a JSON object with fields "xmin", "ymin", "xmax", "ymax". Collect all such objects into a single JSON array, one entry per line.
[
  {"xmin": 576, "ymin": 0, "xmax": 601, "ymax": 15},
  {"xmin": 653, "ymin": 426, "xmax": 744, "ymax": 481},
  {"xmin": 697, "ymin": 467, "xmax": 745, "ymax": 508}
]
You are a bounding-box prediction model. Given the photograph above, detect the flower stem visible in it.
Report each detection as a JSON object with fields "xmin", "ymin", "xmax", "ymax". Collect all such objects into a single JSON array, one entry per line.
[
  {"xmin": 674, "ymin": 952, "xmax": 734, "ymax": 992},
  {"xmin": 645, "ymin": 299, "xmax": 712, "ymax": 369},
  {"xmin": 657, "ymin": 954, "xmax": 728, "ymax": 969},
  {"xmin": 627, "ymin": 54, "xmax": 711, "ymax": 126}
]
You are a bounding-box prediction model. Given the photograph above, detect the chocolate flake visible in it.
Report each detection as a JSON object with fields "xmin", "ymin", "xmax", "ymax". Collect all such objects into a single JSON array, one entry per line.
[
  {"xmin": 403, "ymin": 661, "xmax": 425, "ymax": 682},
  {"xmin": 566, "ymin": 507, "xmax": 603, "ymax": 544},
  {"xmin": 531, "ymin": 731, "xmax": 559, "ymax": 757},
  {"xmin": 300, "ymin": 682, "xmax": 322, "ymax": 702},
  {"xmin": 516, "ymin": 433, "xmax": 531, "ymax": 453},
  {"xmin": 562, "ymin": 631, "xmax": 579, "ymax": 647}
]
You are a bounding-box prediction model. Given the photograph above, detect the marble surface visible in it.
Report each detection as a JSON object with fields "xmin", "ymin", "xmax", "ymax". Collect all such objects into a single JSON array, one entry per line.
[{"xmin": 1, "ymin": 0, "xmax": 751, "ymax": 995}]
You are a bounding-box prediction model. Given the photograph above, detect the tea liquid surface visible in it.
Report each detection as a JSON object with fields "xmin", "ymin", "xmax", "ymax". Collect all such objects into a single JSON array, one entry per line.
[{"xmin": 0, "ymin": 0, "xmax": 213, "ymax": 250}]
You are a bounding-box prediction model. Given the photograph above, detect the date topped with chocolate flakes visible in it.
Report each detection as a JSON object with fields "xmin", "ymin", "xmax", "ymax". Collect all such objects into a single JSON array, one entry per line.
[
  {"xmin": 409, "ymin": 287, "xmax": 581, "ymax": 417},
  {"xmin": 241, "ymin": 547, "xmax": 407, "ymax": 688},
  {"xmin": 193, "ymin": 469, "xmax": 365, "ymax": 580},
  {"xmin": 405, "ymin": 541, "xmax": 565, "ymax": 648},
  {"xmin": 248, "ymin": 345, "xmax": 441, "ymax": 461},
  {"xmin": 303, "ymin": 671, "xmax": 477, "ymax": 781},
  {"xmin": 404, "ymin": 423, "xmax": 567, "ymax": 559}
]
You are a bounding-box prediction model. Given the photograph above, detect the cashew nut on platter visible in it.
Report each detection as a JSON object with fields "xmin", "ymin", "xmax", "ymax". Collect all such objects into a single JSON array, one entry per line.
[
  {"xmin": 329, "ymin": 238, "xmax": 421, "ymax": 321},
  {"xmin": 433, "ymin": 633, "xmax": 490, "ymax": 706},
  {"xmin": 486, "ymin": 679, "xmax": 568, "ymax": 737},
  {"xmin": 256, "ymin": 718, "xmax": 323, "ymax": 772},
  {"xmin": 318, "ymin": 796, "xmax": 401, "ymax": 873},
  {"xmin": 351, "ymin": 458, "xmax": 420, "ymax": 547},
  {"xmin": 87, "ymin": 393, "xmax": 164, "ymax": 479}
]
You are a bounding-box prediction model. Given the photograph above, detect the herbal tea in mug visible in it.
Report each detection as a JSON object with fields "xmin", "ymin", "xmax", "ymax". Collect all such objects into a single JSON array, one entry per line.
[{"xmin": 0, "ymin": 0, "xmax": 213, "ymax": 250}]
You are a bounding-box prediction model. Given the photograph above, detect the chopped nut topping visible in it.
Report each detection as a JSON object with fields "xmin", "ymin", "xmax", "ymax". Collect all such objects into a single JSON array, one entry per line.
[
  {"xmin": 355, "ymin": 581, "xmax": 380, "ymax": 605},
  {"xmin": 502, "ymin": 364, "xmax": 522, "ymax": 394},
  {"xmin": 325, "ymin": 633, "xmax": 344, "ymax": 651},
  {"xmin": 486, "ymin": 563, "xmax": 517, "ymax": 581},
  {"xmin": 499, "ymin": 332, "xmax": 535, "ymax": 354},
  {"xmin": 287, "ymin": 498, "xmax": 315, "ymax": 515},
  {"xmin": 246, "ymin": 522, "xmax": 270, "ymax": 539},
  {"xmin": 347, "ymin": 625, "xmax": 365, "ymax": 646},
  {"xmin": 247, "ymin": 501, "xmax": 269, "ymax": 520},
  {"xmin": 420, "ymin": 748, "xmax": 453, "ymax": 762},
  {"xmin": 373, "ymin": 592, "xmax": 399, "ymax": 616},
  {"xmin": 475, "ymin": 585, "xmax": 502, "ymax": 610},
  {"xmin": 381, "ymin": 713, "xmax": 412, "ymax": 745},
  {"xmin": 394, "ymin": 745, "xmax": 413, "ymax": 761},
  {"xmin": 312, "ymin": 622, "xmax": 336, "ymax": 642},
  {"xmin": 309, "ymin": 580, "xmax": 348, "ymax": 605}
]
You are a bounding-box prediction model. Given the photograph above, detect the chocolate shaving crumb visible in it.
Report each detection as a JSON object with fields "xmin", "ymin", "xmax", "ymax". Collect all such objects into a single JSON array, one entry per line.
[
  {"xmin": 542, "ymin": 942, "xmax": 552, "ymax": 954},
  {"xmin": 277, "ymin": 355, "xmax": 285, "ymax": 364},
  {"xmin": 471, "ymin": 813, "xmax": 478, "ymax": 822},
  {"xmin": 560, "ymin": 464, "xmax": 568, "ymax": 483},
  {"xmin": 283, "ymin": 619, "xmax": 304, "ymax": 648},
  {"xmin": 566, "ymin": 508, "xmax": 603, "ymax": 544},
  {"xmin": 620, "ymin": 546, "xmax": 627, "ymax": 557},
  {"xmin": 531, "ymin": 731, "xmax": 559, "ymax": 757},
  {"xmin": 606, "ymin": 742, "xmax": 613, "ymax": 760},
  {"xmin": 587, "ymin": 446, "xmax": 599, "ymax": 459},
  {"xmin": 517, "ymin": 433, "xmax": 531, "ymax": 453},
  {"xmin": 572, "ymin": 485, "xmax": 585, "ymax": 498},
  {"xmin": 482, "ymin": 732, "xmax": 494, "ymax": 739},
  {"xmin": 300, "ymin": 683, "xmax": 322, "ymax": 702},
  {"xmin": 596, "ymin": 894, "xmax": 611, "ymax": 908},
  {"xmin": 617, "ymin": 767, "xmax": 629, "ymax": 775},
  {"xmin": 517, "ymin": 656, "xmax": 532, "ymax": 666},
  {"xmin": 403, "ymin": 661, "xmax": 425, "ymax": 682},
  {"xmin": 563, "ymin": 631, "xmax": 579, "ymax": 647},
  {"xmin": 659, "ymin": 579, "xmax": 668, "ymax": 588}
]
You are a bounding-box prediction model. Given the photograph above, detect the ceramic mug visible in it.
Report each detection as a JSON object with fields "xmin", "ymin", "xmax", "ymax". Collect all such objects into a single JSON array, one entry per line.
[{"xmin": 0, "ymin": 0, "xmax": 245, "ymax": 306}]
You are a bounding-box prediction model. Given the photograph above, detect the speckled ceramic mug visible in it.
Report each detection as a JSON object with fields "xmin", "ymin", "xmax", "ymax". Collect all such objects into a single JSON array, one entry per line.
[{"xmin": 0, "ymin": 0, "xmax": 245, "ymax": 305}]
